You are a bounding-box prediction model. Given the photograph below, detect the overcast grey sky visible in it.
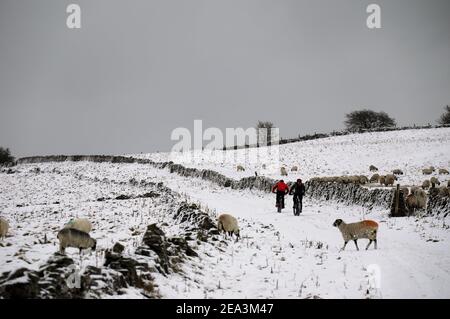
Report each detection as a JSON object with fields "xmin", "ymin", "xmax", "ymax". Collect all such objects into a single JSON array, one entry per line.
[{"xmin": 0, "ymin": 0, "xmax": 449, "ymax": 157}]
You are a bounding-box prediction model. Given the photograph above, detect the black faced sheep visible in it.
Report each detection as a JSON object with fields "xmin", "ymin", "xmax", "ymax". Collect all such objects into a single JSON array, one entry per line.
[
  {"xmin": 430, "ymin": 177, "xmax": 441, "ymax": 186},
  {"xmin": 369, "ymin": 174, "xmax": 380, "ymax": 183},
  {"xmin": 369, "ymin": 165, "xmax": 378, "ymax": 172},
  {"xmin": 384, "ymin": 174, "xmax": 397, "ymax": 186},
  {"xmin": 332, "ymin": 219, "xmax": 378, "ymax": 251},
  {"xmin": 422, "ymin": 180, "xmax": 431, "ymax": 190}
]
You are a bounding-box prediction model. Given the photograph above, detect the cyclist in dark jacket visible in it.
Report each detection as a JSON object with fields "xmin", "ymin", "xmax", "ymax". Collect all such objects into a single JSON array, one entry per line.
[
  {"xmin": 272, "ymin": 180, "xmax": 290, "ymax": 211},
  {"xmin": 289, "ymin": 179, "xmax": 306, "ymax": 213}
]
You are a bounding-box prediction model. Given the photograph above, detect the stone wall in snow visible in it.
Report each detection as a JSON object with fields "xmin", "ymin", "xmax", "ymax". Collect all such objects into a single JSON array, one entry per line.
[{"xmin": 16, "ymin": 155, "xmax": 449, "ymax": 214}]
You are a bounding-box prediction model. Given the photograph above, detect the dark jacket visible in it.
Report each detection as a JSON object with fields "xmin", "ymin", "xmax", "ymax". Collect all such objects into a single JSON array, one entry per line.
[{"xmin": 289, "ymin": 182, "xmax": 305, "ymax": 196}]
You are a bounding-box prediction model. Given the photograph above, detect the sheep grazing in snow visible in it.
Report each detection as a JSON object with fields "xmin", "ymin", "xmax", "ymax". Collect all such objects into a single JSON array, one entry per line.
[
  {"xmin": 422, "ymin": 168, "xmax": 433, "ymax": 175},
  {"xmin": 236, "ymin": 165, "xmax": 245, "ymax": 172},
  {"xmin": 438, "ymin": 168, "xmax": 449, "ymax": 175},
  {"xmin": 291, "ymin": 166, "xmax": 298, "ymax": 172},
  {"xmin": 57, "ymin": 228, "xmax": 96, "ymax": 254},
  {"xmin": 384, "ymin": 174, "xmax": 397, "ymax": 186},
  {"xmin": 369, "ymin": 174, "xmax": 380, "ymax": 183},
  {"xmin": 393, "ymin": 169, "xmax": 404, "ymax": 175},
  {"xmin": 64, "ymin": 218, "xmax": 92, "ymax": 234},
  {"xmin": 422, "ymin": 180, "xmax": 431, "ymax": 190},
  {"xmin": 0, "ymin": 217, "xmax": 9, "ymax": 240},
  {"xmin": 406, "ymin": 187, "xmax": 427, "ymax": 214},
  {"xmin": 379, "ymin": 175, "xmax": 386, "ymax": 186},
  {"xmin": 359, "ymin": 175, "xmax": 369, "ymax": 185},
  {"xmin": 400, "ymin": 186, "xmax": 409, "ymax": 196},
  {"xmin": 332, "ymin": 219, "xmax": 378, "ymax": 251},
  {"xmin": 280, "ymin": 167, "xmax": 288, "ymax": 176},
  {"xmin": 217, "ymin": 213, "xmax": 240, "ymax": 240},
  {"xmin": 430, "ymin": 177, "xmax": 441, "ymax": 186},
  {"xmin": 369, "ymin": 165, "xmax": 378, "ymax": 172},
  {"xmin": 262, "ymin": 164, "xmax": 266, "ymax": 169}
]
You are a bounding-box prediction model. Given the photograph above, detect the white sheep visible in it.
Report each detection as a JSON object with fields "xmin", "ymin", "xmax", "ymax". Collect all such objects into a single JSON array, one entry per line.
[
  {"xmin": 332, "ymin": 219, "xmax": 378, "ymax": 251},
  {"xmin": 430, "ymin": 177, "xmax": 441, "ymax": 186},
  {"xmin": 369, "ymin": 174, "xmax": 380, "ymax": 183},
  {"xmin": 392, "ymin": 169, "xmax": 404, "ymax": 175},
  {"xmin": 438, "ymin": 168, "xmax": 449, "ymax": 175},
  {"xmin": 384, "ymin": 174, "xmax": 397, "ymax": 186},
  {"xmin": 422, "ymin": 168, "xmax": 433, "ymax": 175},
  {"xmin": 236, "ymin": 165, "xmax": 245, "ymax": 172},
  {"xmin": 291, "ymin": 166, "xmax": 298, "ymax": 172},
  {"xmin": 217, "ymin": 213, "xmax": 240, "ymax": 240},
  {"xmin": 64, "ymin": 218, "xmax": 92, "ymax": 234},
  {"xmin": 57, "ymin": 228, "xmax": 97, "ymax": 254},
  {"xmin": 280, "ymin": 167, "xmax": 288, "ymax": 176},
  {"xmin": 422, "ymin": 180, "xmax": 431, "ymax": 190},
  {"xmin": 0, "ymin": 217, "xmax": 9, "ymax": 240}
]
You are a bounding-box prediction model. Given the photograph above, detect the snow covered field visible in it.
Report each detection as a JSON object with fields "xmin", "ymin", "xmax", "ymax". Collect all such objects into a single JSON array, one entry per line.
[
  {"xmin": 1, "ymin": 128, "xmax": 450, "ymax": 298},
  {"xmin": 1, "ymin": 159, "xmax": 449, "ymax": 298},
  {"xmin": 133, "ymin": 127, "xmax": 450, "ymax": 187}
]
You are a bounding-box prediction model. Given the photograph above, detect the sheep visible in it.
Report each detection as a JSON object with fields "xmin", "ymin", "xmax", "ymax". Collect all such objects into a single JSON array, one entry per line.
[
  {"xmin": 405, "ymin": 194, "xmax": 419, "ymax": 214},
  {"xmin": 291, "ymin": 166, "xmax": 298, "ymax": 172},
  {"xmin": 369, "ymin": 165, "xmax": 378, "ymax": 172},
  {"xmin": 217, "ymin": 213, "xmax": 240, "ymax": 240},
  {"xmin": 0, "ymin": 217, "xmax": 9, "ymax": 240},
  {"xmin": 422, "ymin": 168, "xmax": 433, "ymax": 175},
  {"xmin": 430, "ymin": 177, "xmax": 441, "ymax": 186},
  {"xmin": 280, "ymin": 167, "xmax": 288, "ymax": 176},
  {"xmin": 384, "ymin": 174, "xmax": 397, "ymax": 186},
  {"xmin": 57, "ymin": 228, "xmax": 96, "ymax": 254},
  {"xmin": 438, "ymin": 186, "xmax": 449, "ymax": 197},
  {"xmin": 422, "ymin": 180, "xmax": 431, "ymax": 190},
  {"xmin": 359, "ymin": 175, "xmax": 369, "ymax": 185},
  {"xmin": 379, "ymin": 175, "xmax": 386, "ymax": 186},
  {"xmin": 400, "ymin": 186, "xmax": 409, "ymax": 196},
  {"xmin": 412, "ymin": 188, "xmax": 427, "ymax": 209},
  {"xmin": 369, "ymin": 174, "xmax": 380, "ymax": 183},
  {"xmin": 393, "ymin": 169, "xmax": 404, "ymax": 175},
  {"xmin": 236, "ymin": 165, "xmax": 245, "ymax": 172},
  {"xmin": 262, "ymin": 164, "xmax": 266, "ymax": 169},
  {"xmin": 64, "ymin": 218, "xmax": 92, "ymax": 234},
  {"xmin": 332, "ymin": 219, "xmax": 378, "ymax": 251},
  {"xmin": 439, "ymin": 168, "xmax": 449, "ymax": 175}
]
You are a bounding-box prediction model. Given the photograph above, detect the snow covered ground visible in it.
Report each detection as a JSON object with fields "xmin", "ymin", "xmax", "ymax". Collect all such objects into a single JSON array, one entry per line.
[
  {"xmin": 132, "ymin": 127, "xmax": 450, "ymax": 187},
  {"xmin": 1, "ymin": 159, "xmax": 449, "ymax": 298}
]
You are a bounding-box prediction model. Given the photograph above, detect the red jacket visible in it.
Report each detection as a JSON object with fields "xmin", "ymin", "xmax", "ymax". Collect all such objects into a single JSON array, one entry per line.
[{"xmin": 272, "ymin": 181, "xmax": 289, "ymax": 193}]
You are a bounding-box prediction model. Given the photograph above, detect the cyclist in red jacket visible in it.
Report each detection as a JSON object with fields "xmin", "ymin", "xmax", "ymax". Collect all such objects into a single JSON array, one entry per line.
[{"xmin": 272, "ymin": 180, "xmax": 290, "ymax": 212}]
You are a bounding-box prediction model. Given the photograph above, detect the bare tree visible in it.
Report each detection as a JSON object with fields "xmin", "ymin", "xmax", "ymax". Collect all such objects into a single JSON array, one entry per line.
[
  {"xmin": 256, "ymin": 121, "xmax": 274, "ymax": 146},
  {"xmin": 344, "ymin": 109, "xmax": 396, "ymax": 131},
  {"xmin": 437, "ymin": 105, "xmax": 450, "ymax": 125},
  {"xmin": 0, "ymin": 147, "xmax": 15, "ymax": 165}
]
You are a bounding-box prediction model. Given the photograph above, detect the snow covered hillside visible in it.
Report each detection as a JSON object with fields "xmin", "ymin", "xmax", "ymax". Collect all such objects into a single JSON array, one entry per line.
[
  {"xmin": 133, "ymin": 127, "xmax": 450, "ymax": 187},
  {"xmin": 1, "ymin": 158, "xmax": 449, "ymax": 298}
]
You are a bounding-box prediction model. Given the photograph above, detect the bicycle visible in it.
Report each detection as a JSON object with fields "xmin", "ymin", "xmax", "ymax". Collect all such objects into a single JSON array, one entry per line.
[
  {"xmin": 276, "ymin": 192, "xmax": 285, "ymax": 213},
  {"xmin": 293, "ymin": 196, "xmax": 300, "ymax": 216}
]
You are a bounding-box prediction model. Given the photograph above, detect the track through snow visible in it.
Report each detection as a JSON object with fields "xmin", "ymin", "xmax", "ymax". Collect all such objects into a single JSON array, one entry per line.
[{"xmin": 148, "ymin": 168, "xmax": 450, "ymax": 299}]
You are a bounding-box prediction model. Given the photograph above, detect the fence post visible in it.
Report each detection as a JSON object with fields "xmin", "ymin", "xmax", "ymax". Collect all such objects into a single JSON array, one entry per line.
[{"xmin": 395, "ymin": 184, "xmax": 400, "ymax": 216}]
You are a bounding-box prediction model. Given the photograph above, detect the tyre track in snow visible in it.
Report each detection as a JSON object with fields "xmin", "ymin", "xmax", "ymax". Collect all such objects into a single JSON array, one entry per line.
[{"xmin": 145, "ymin": 166, "xmax": 450, "ymax": 298}]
